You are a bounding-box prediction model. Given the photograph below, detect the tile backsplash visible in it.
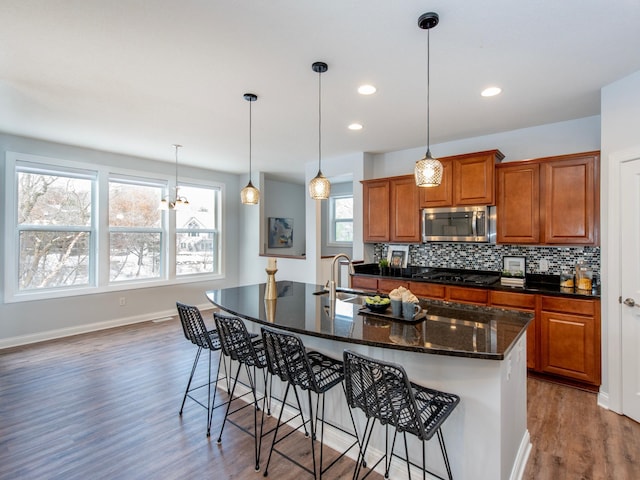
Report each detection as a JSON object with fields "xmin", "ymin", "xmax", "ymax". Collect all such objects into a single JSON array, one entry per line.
[{"xmin": 375, "ymin": 243, "xmax": 600, "ymax": 279}]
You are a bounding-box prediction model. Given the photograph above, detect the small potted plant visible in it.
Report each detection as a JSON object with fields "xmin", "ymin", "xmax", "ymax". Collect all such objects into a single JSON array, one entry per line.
[{"xmin": 378, "ymin": 258, "xmax": 389, "ymax": 276}]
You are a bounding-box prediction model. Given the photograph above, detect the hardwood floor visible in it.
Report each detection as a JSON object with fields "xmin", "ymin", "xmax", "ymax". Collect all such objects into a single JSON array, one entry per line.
[{"xmin": 1, "ymin": 312, "xmax": 638, "ymax": 480}]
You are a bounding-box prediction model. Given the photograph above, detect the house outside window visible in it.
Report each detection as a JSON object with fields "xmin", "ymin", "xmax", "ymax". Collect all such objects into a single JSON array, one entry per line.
[
  {"xmin": 329, "ymin": 194, "xmax": 353, "ymax": 244},
  {"xmin": 175, "ymin": 185, "xmax": 220, "ymax": 276}
]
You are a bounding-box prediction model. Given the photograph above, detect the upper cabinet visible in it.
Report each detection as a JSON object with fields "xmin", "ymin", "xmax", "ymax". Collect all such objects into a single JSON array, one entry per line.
[
  {"xmin": 363, "ymin": 175, "xmax": 420, "ymax": 243},
  {"xmin": 496, "ymin": 151, "xmax": 600, "ymax": 245},
  {"xmin": 419, "ymin": 150, "xmax": 504, "ymax": 207}
]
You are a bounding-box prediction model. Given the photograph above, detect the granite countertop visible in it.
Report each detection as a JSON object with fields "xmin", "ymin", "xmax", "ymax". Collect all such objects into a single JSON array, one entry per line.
[
  {"xmin": 206, "ymin": 282, "xmax": 533, "ymax": 361},
  {"xmin": 353, "ymin": 264, "xmax": 601, "ymax": 299}
]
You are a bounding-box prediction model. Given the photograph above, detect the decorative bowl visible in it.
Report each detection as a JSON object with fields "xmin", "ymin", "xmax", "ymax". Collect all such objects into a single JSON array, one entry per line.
[{"xmin": 365, "ymin": 296, "xmax": 391, "ymax": 313}]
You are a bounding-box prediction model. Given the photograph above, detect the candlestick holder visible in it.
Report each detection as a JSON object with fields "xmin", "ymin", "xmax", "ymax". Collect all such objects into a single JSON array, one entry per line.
[{"xmin": 264, "ymin": 268, "xmax": 278, "ymax": 300}]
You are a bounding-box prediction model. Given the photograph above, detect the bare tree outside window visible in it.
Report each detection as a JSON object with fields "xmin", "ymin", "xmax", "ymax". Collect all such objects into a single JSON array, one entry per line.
[
  {"xmin": 17, "ymin": 171, "xmax": 93, "ymax": 290},
  {"xmin": 109, "ymin": 181, "xmax": 163, "ymax": 282}
]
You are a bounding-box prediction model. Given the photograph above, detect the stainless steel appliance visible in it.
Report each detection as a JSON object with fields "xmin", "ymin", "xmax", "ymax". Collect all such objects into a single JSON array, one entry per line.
[{"xmin": 422, "ymin": 206, "xmax": 495, "ymax": 243}]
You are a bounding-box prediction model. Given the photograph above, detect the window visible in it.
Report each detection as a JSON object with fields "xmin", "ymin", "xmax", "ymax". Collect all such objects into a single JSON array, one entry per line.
[
  {"xmin": 329, "ymin": 194, "xmax": 353, "ymax": 244},
  {"xmin": 5, "ymin": 152, "xmax": 225, "ymax": 302},
  {"xmin": 109, "ymin": 177, "xmax": 164, "ymax": 282},
  {"xmin": 175, "ymin": 185, "xmax": 220, "ymax": 276},
  {"xmin": 16, "ymin": 163, "xmax": 96, "ymax": 292}
]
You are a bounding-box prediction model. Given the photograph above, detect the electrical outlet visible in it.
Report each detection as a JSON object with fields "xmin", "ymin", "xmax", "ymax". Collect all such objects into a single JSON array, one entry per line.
[
  {"xmin": 119, "ymin": 297, "xmax": 126, "ymax": 306},
  {"xmin": 539, "ymin": 259, "xmax": 549, "ymax": 272}
]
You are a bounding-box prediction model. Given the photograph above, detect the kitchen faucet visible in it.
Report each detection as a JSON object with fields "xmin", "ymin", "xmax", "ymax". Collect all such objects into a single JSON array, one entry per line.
[{"xmin": 329, "ymin": 253, "xmax": 355, "ymax": 302}]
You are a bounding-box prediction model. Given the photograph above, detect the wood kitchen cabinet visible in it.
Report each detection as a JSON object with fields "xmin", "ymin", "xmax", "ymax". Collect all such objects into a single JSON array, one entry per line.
[
  {"xmin": 496, "ymin": 151, "xmax": 600, "ymax": 245},
  {"xmin": 490, "ymin": 290, "xmax": 537, "ymax": 369},
  {"xmin": 419, "ymin": 149, "xmax": 503, "ymax": 207},
  {"xmin": 362, "ymin": 175, "xmax": 420, "ymax": 243},
  {"xmin": 539, "ymin": 296, "xmax": 601, "ymax": 385}
]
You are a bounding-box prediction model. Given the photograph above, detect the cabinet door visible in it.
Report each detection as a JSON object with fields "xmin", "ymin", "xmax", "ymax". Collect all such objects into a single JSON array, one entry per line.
[
  {"xmin": 389, "ymin": 176, "xmax": 420, "ymax": 243},
  {"xmin": 351, "ymin": 276, "xmax": 378, "ymax": 292},
  {"xmin": 541, "ymin": 152, "xmax": 599, "ymax": 245},
  {"xmin": 496, "ymin": 162, "xmax": 540, "ymax": 244},
  {"xmin": 419, "ymin": 158, "xmax": 453, "ymax": 207},
  {"xmin": 362, "ymin": 179, "xmax": 390, "ymax": 242},
  {"xmin": 490, "ymin": 290, "xmax": 537, "ymax": 369},
  {"xmin": 540, "ymin": 300, "xmax": 600, "ymax": 385},
  {"xmin": 447, "ymin": 286, "xmax": 489, "ymax": 305},
  {"xmin": 454, "ymin": 151, "xmax": 500, "ymax": 205},
  {"xmin": 378, "ymin": 278, "xmax": 409, "ymax": 294},
  {"xmin": 408, "ymin": 281, "xmax": 446, "ymax": 300}
]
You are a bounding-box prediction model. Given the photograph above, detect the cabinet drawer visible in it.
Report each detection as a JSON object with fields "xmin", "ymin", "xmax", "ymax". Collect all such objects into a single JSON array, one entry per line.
[
  {"xmin": 448, "ymin": 286, "xmax": 489, "ymax": 305},
  {"xmin": 351, "ymin": 276, "xmax": 378, "ymax": 291},
  {"xmin": 378, "ymin": 278, "xmax": 409, "ymax": 294},
  {"xmin": 409, "ymin": 282, "xmax": 446, "ymax": 300},
  {"xmin": 490, "ymin": 291, "xmax": 536, "ymax": 310},
  {"xmin": 541, "ymin": 296, "xmax": 596, "ymax": 316}
]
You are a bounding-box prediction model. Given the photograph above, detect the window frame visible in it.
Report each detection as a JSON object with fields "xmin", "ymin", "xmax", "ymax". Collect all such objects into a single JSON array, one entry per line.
[
  {"xmin": 327, "ymin": 193, "xmax": 354, "ymax": 246},
  {"xmin": 4, "ymin": 151, "xmax": 226, "ymax": 303}
]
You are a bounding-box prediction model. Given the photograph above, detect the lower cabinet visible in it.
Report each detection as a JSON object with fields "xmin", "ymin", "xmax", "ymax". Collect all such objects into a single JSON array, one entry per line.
[
  {"xmin": 490, "ymin": 291, "xmax": 537, "ymax": 370},
  {"xmin": 350, "ymin": 275, "xmax": 601, "ymax": 387},
  {"xmin": 539, "ymin": 296, "xmax": 601, "ymax": 385}
]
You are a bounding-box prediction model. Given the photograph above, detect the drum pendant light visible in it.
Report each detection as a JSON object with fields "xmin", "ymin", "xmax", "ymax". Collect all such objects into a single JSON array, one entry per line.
[
  {"xmin": 308, "ymin": 61, "xmax": 331, "ymax": 200},
  {"xmin": 241, "ymin": 93, "xmax": 260, "ymax": 205},
  {"xmin": 414, "ymin": 12, "xmax": 443, "ymax": 187}
]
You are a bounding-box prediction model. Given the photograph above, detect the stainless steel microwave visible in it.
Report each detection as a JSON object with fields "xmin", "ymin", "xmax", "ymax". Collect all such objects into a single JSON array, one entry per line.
[{"xmin": 422, "ymin": 206, "xmax": 496, "ymax": 243}]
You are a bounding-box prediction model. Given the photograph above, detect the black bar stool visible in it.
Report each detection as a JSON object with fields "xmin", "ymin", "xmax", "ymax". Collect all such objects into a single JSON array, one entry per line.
[
  {"xmin": 343, "ymin": 349, "xmax": 460, "ymax": 480},
  {"xmin": 176, "ymin": 302, "xmax": 228, "ymax": 437},
  {"xmin": 260, "ymin": 326, "xmax": 359, "ymax": 479},
  {"xmin": 214, "ymin": 313, "xmax": 271, "ymax": 471}
]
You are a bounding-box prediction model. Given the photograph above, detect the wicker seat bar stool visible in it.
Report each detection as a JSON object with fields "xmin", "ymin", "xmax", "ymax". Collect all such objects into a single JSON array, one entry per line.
[
  {"xmin": 260, "ymin": 326, "xmax": 359, "ymax": 479},
  {"xmin": 176, "ymin": 302, "xmax": 229, "ymax": 437},
  {"xmin": 343, "ymin": 350, "xmax": 460, "ymax": 480},
  {"xmin": 214, "ymin": 313, "xmax": 272, "ymax": 472}
]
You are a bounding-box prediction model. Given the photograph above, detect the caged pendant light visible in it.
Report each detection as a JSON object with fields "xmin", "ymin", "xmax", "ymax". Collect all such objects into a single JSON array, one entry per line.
[
  {"xmin": 414, "ymin": 12, "xmax": 444, "ymax": 188},
  {"xmin": 240, "ymin": 93, "xmax": 260, "ymax": 205},
  {"xmin": 160, "ymin": 144, "xmax": 190, "ymax": 210},
  {"xmin": 308, "ymin": 61, "xmax": 331, "ymax": 200}
]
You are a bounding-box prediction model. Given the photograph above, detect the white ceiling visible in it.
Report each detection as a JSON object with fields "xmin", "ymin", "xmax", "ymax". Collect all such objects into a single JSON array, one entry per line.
[{"xmin": 2, "ymin": 1, "xmax": 640, "ymax": 183}]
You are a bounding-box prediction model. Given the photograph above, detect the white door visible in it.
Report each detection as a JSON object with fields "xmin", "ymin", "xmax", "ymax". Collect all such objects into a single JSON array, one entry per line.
[{"xmin": 621, "ymin": 157, "xmax": 640, "ymax": 423}]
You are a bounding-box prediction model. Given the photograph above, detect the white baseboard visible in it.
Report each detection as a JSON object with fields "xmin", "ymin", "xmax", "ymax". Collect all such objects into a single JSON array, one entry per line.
[
  {"xmin": 509, "ymin": 429, "xmax": 532, "ymax": 480},
  {"xmin": 0, "ymin": 302, "xmax": 215, "ymax": 350},
  {"xmin": 597, "ymin": 389, "xmax": 610, "ymax": 410}
]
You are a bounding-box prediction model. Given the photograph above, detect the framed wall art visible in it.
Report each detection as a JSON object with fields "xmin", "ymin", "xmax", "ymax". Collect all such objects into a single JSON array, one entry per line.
[{"xmin": 268, "ymin": 217, "xmax": 293, "ymax": 248}]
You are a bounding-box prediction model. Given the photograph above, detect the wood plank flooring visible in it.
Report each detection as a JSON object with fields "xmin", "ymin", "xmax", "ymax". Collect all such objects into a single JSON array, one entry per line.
[{"xmin": 1, "ymin": 312, "xmax": 639, "ymax": 480}]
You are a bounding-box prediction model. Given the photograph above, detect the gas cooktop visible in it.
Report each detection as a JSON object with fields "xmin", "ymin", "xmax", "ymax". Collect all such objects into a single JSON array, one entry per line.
[{"xmin": 412, "ymin": 269, "xmax": 500, "ymax": 286}]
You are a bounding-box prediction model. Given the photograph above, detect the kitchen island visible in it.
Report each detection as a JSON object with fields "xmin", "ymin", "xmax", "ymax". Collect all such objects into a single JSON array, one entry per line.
[{"xmin": 206, "ymin": 282, "xmax": 533, "ymax": 480}]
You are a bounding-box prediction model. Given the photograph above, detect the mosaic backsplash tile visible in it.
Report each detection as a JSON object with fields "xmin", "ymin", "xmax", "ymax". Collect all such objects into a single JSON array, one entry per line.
[{"xmin": 375, "ymin": 243, "xmax": 600, "ymax": 280}]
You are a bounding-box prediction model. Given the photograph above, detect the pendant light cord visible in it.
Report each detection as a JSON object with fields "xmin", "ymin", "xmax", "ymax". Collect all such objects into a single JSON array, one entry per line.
[
  {"xmin": 249, "ymin": 98, "xmax": 253, "ymax": 181},
  {"xmin": 426, "ymin": 27, "xmax": 431, "ymax": 152},
  {"xmin": 318, "ymin": 68, "xmax": 322, "ymax": 172}
]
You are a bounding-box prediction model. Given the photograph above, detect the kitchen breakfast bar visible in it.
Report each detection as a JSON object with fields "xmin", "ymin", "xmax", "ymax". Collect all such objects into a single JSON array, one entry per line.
[{"xmin": 206, "ymin": 281, "xmax": 533, "ymax": 480}]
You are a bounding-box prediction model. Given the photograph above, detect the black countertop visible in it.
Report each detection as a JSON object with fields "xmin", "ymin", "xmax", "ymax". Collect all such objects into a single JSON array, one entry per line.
[
  {"xmin": 353, "ymin": 264, "xmax": 601, "ymax": 299},
  {"xmin": 206, "ymin": 282, "xmax": 533, "ymax": 361}
]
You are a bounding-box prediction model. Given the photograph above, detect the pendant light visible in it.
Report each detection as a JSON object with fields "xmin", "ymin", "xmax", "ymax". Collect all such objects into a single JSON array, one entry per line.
[
  {"xmin": 308, "ymin": 61, "xmax": 331, "ymax": 200},
  {"xmin": 414, "ymin": 12, "xmax": 443, "ymax": 188},
  {"xmin": 241, "ymin": 93, "xmax": 260, "ymax": 205},
  {"xmin": 160, "ymin": 144, "xmax": 190, "ymax": 210}
]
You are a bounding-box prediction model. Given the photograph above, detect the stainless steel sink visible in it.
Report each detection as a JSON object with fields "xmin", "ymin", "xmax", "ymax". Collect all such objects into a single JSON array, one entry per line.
[{"xmin": 313, "ymin": 290, "xmax": 364, "ymax": 304}]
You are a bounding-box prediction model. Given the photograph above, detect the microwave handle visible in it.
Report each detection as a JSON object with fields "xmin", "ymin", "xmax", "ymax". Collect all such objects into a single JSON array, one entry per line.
[{"xmin": 472, "ymin": 211, "xmax": 478, "ymax": 237}]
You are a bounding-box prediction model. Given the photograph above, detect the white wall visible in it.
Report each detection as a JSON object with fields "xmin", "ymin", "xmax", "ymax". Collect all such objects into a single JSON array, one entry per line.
[
  {"xmin": 600, "ymin": 69, "xmax": 640, "ymax": 411},
  {"xmin": 0, "ymin": 133, "xmax": 242, "ymax": 347},
  {"xmin": 371, "ymin": 116, "xmax": 601, "ymax": 177}
]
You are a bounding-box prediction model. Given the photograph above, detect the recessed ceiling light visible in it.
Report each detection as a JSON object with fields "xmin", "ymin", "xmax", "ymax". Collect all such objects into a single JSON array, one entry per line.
[
  {"xmin": 481, "ymin": 87, "xmax": 502, "ymax": 97},
  {"xmin": 348, "ymin": 123, "xmax": 363, "ymax": 131},
  {"xmin": 357, "ymin": 85, "xmax": 377, "ymax": 95}
]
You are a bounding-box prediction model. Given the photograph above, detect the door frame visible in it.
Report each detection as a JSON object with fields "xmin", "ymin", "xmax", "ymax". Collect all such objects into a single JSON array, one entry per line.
[{"xmin": 604, "ymin": 145, "xmax": 640, "ymax": 414}]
